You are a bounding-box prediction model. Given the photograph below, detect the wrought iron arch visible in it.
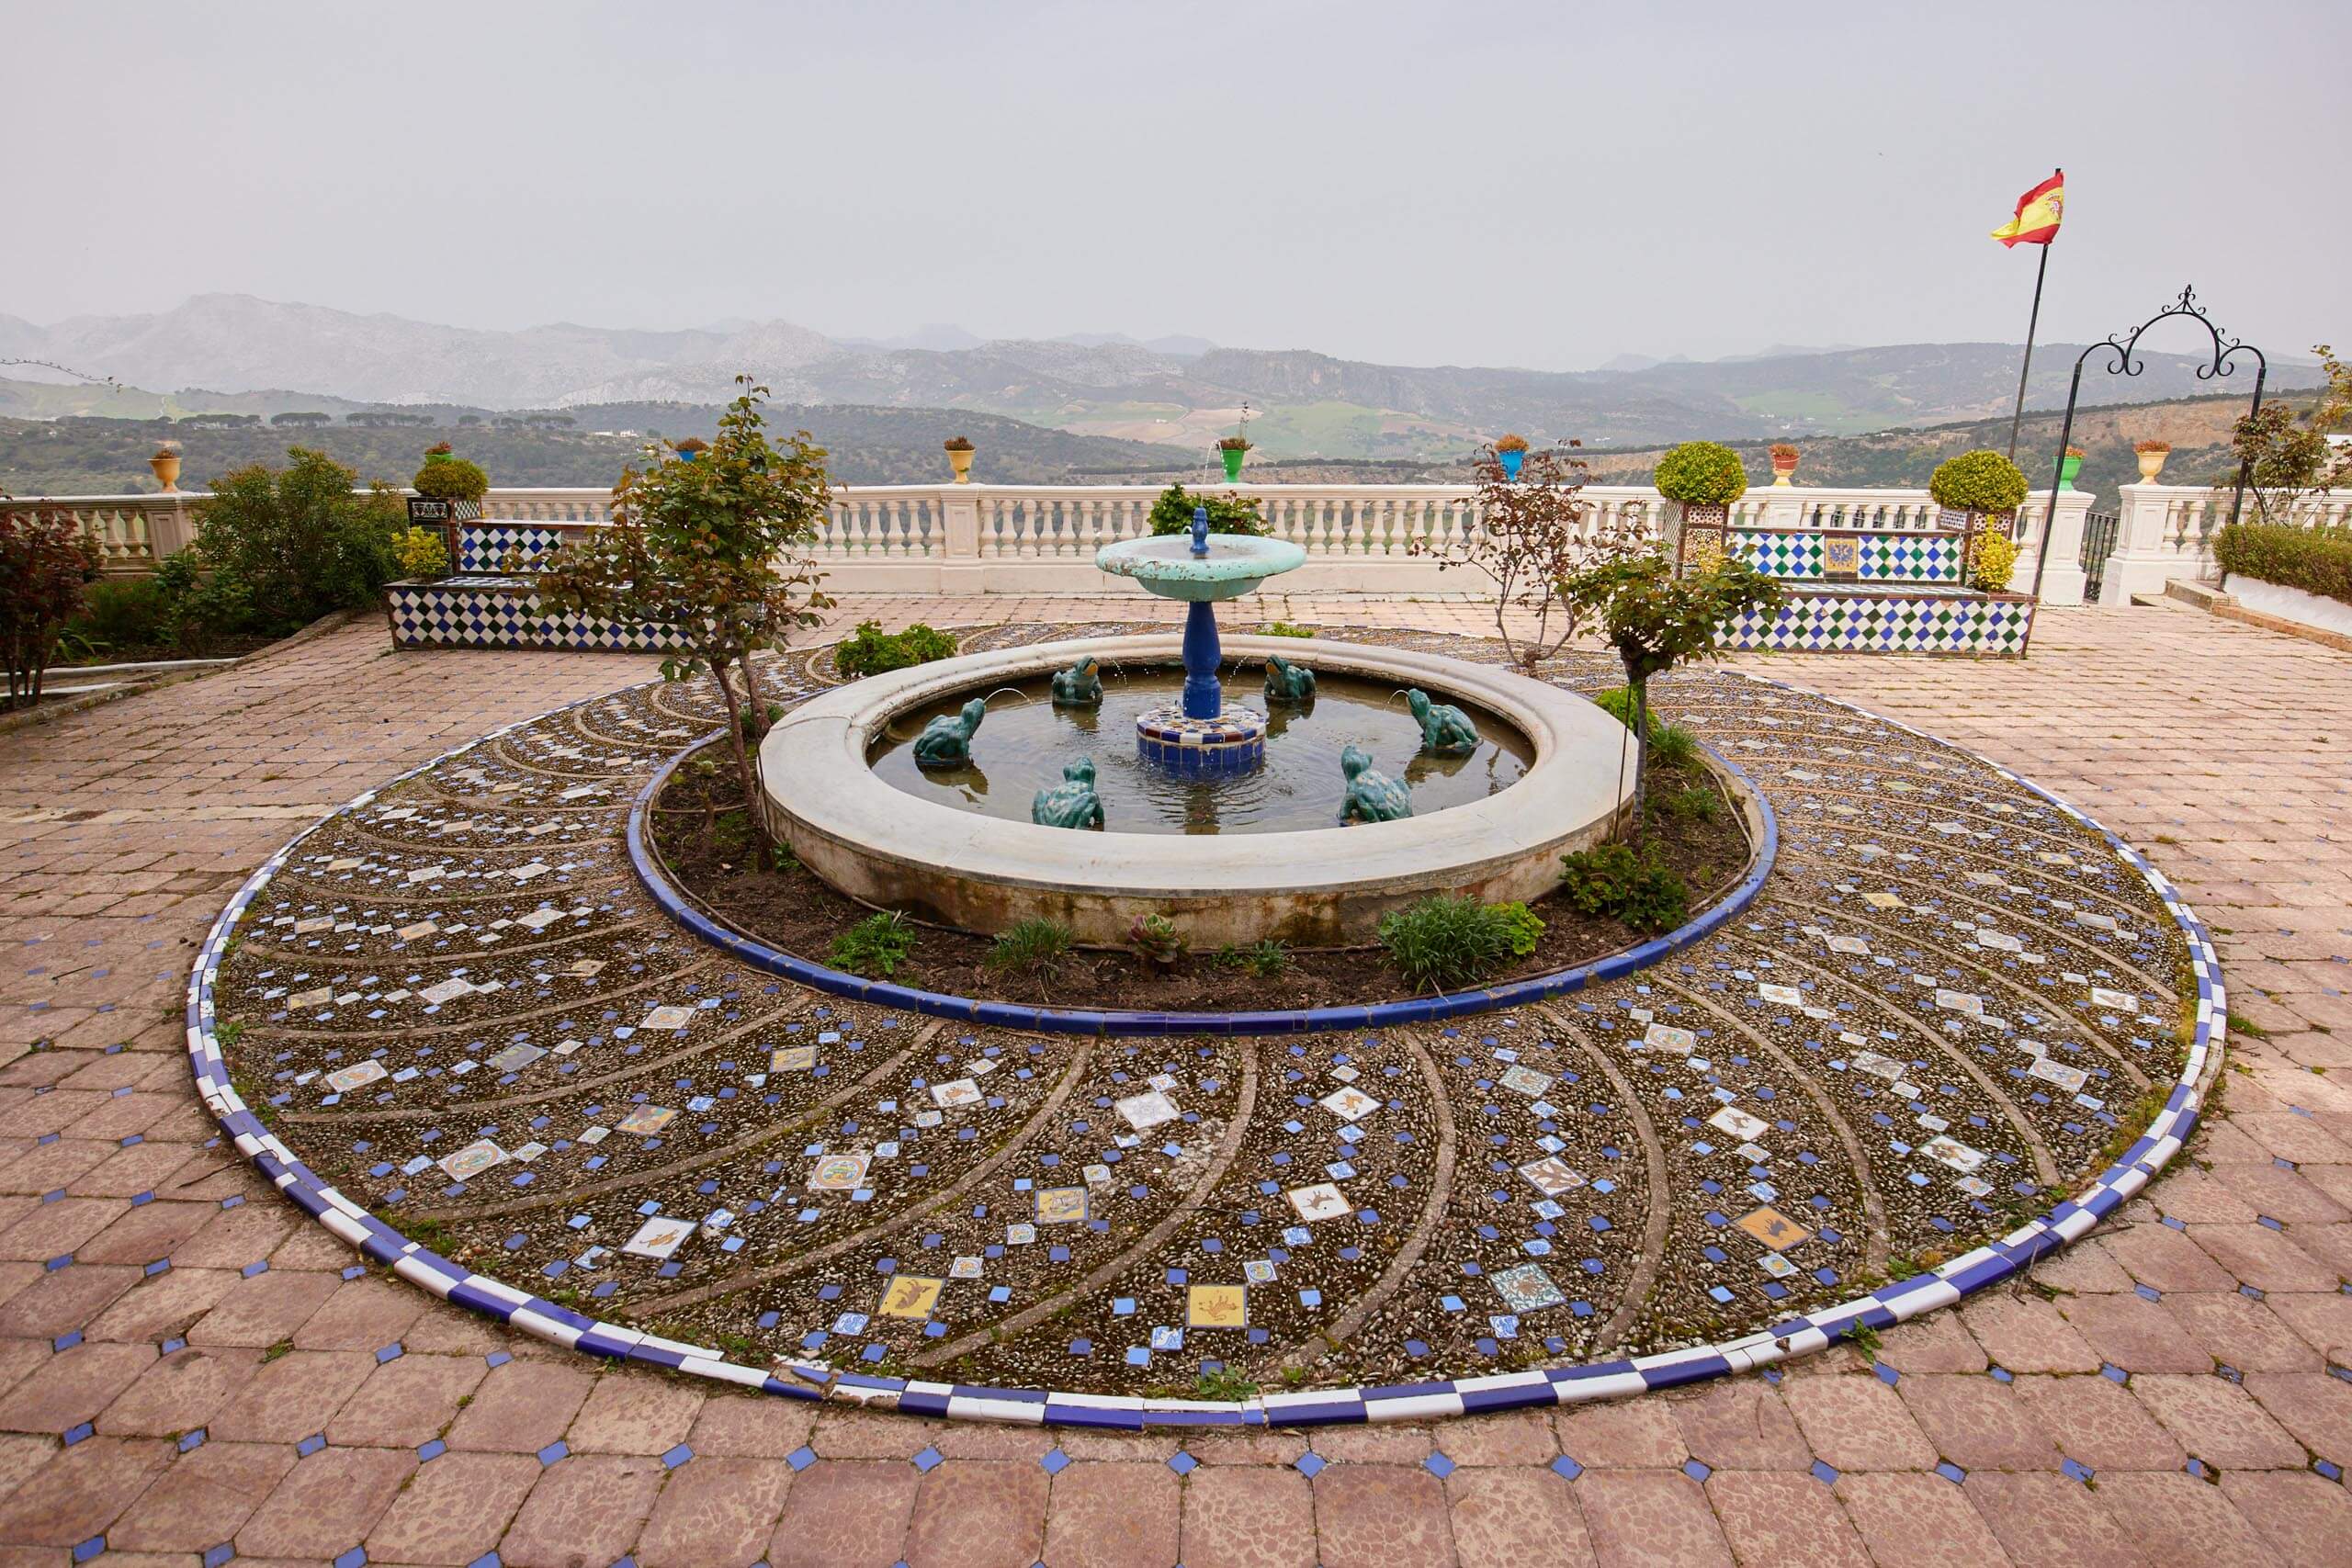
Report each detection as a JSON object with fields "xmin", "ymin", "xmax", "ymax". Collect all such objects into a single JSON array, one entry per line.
[{"xmin": 2031, "ymin": 286, "xmax": 2267, "ymax": 592}]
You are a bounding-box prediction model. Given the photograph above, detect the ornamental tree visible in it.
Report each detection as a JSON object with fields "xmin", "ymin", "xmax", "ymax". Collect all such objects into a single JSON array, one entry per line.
[
  {"xmin": 1415, "ymin": 444, "xmax": 1641, "ymax": 671},
  {"xmin": 1654, "ymin": 441, "xmax": 1750, "ymax": 508},
  {"xmin": 536, "ymin": 378, "xmax": 833, "ymax": 855},
  {"xmin": 1558, "ymin": 551, "xmax": 1782, "ymax": 829},
  {"xmin": 2229, "ymin": 344, "xmax": 2351, "ymax": 524},
  {"xmin": 0, "ymin": 502, "xmax": 103, "ymax": 710}
]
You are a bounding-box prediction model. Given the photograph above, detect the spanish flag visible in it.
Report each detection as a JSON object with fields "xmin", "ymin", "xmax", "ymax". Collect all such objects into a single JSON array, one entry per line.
[{"xmin": 1991, "ymin": 171, "xmax": 2064, "ymax": 247}]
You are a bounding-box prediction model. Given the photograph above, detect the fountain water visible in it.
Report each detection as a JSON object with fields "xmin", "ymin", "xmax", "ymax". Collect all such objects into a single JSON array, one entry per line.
[{"xmin": 1093, "ymin": 504, "xmax": 1307, "ymax": 774}]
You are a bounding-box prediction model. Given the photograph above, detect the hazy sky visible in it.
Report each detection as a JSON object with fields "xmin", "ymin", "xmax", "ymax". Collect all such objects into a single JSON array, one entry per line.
[{"xmin": 10, "ymin": 0, "xmax": 2346, "ymax": 369}]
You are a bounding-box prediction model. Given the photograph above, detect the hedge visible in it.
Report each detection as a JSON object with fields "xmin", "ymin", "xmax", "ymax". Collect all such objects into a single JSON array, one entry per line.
[{"xmin": 2213, "ymin": 523, "xmax": 2352, "ymax": 606}]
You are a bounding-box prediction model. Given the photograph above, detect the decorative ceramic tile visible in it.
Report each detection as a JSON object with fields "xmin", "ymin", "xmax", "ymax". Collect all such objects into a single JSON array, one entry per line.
[
  {"xmin": 1116, "ymin": 1089, "xmax": 1180, "ymax": 1131},
  {"xmin": 931, "ymin": 1078, "xmax": 982, "ymax": 1109},
  {"xmin": 1035, "ymin": 1187, "xmax": 1089, "ymax": 1224},
  {"xmin": 1498, "ymin": 1065, "xmax": 1555, "ymax": 1097},
  {"xmin": 1734, "ymin": 1206, "xmax": 1814, "ymax": 1249},
  {"xmin": 622, "ymin": 1215, "xmax": 695, "ymax": 1261},
  {"xmin": 1708, "ymin": 1107, "xmax": 1771, "ymax": 1143},
  {"xmin": 770, "ymin": 1045, "xmax": 817, "ymax": 1073},
  {"xmin": 1517, "ymin": 1157, "xmax": 1588, "ymax": 1197},
  {"xmin": 1286, "ymin": 1183, "xmax": 1352, "ymax": 1224},
  {"xmin": 1317, "ymin": 1086, "xmax": 1380, "ymax": 1122},
  {"xmin": 324, "ymin": 1060, "xmax": 387, "ymax": 1093},
  {"xmin": 879, "ymin": 1276, "xmax": 944, "ymax": 1319},
  {"xmin": 1491, "ymin": 1262, "xmax": 1568, "ymax": 1313},
  {"xmin": 437, "ymin": 1139, "xmax": 506, "ymax": 1180},
  {"xmin": 616, "ymin": 1106, "xmax": 677, "ymax": 1136},
  {"xmin": 1187, "ymin": 1285, "xmax": 1249, "ymax": 1328},
  {"xmin": 808, "ymin": 1153, "xmax": 871, "ymax": 1191}
]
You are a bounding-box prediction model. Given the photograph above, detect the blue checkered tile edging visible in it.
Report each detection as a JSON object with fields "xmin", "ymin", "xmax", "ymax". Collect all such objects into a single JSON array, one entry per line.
[{"xmin": 180, "ymin": 675, "xmax": 2222, "ymax": 1427}]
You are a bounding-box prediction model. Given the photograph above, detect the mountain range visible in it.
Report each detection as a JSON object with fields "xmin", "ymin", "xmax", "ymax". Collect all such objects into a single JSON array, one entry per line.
[{"xmin": 2, "ymin": 294, "xmax": 2321, "ymax": 461}]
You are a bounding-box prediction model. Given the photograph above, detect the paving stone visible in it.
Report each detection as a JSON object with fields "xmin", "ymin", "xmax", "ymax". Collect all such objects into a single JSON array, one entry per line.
[
  {"xmin": 1431, "ymin": 1407, "xmax": 1556, "ymax": 1467},
  {"xmin": 0, "ymin": 1341, "xmax": 153, "ymax": 1434},
  {"xmin": 2217, "ymin": 1470, "xmax": 2352, "ymax": 1568},
  {"xmin": 1444, "ymin": 1466, "xmax": 1594, "ymax": 1568},
  {"xmin": 290, "ymin": 1273, "xmax": 430, "ymax": 1351},
  {"xmin": 1039, "ymin": 1460, "xmax": 1180, "ymax": 1568},
  {"xmin": 1574, "ymin": 1469, "xmax": 1730, "ymax": 1568},
  {"xmin": 1782, "ymin": 1372, "xmax": 1939, "ymax": 1472},
  {"xmin": 1555, "ymin": 1398, "xmax": 1689, "ymax": 1468},
  {"xmin": 1313, "ymin": 1463, "xmax": 1457, "ymax": 1568},
  {"xmin": 1668, "ymin": 1380, "xmax": 1812, "ymax": 1472},
  {"xmin": 901, "ymin": 1458, "xmax": 1048, "ymax": 1568},
  {"xmin": 2011, "ymin": 1373, "xmax": 2187, "ymax": 1471},
  {"xmin": 96, "ymin": 1344, "xmax": 261, "ymax": 1437},
  {"xmin": 106, "ymin": 1440, "xmax": 297, "ymax": 1554},
  {"xmin": 446, "ymin": 1358, "xmax": 594, "ymax": 1453},
  {"xmin": 1834, "ymin": 1472, "xmax": 2008, "ymax": 1568},
  {"xmin": 766, "ymin": 1458, "xmax": 920, "ymax": 1568},
  {"xmin": 1964, "ymin": 1472, "xmax": 2148, "ymax": 1568},
  {"xmin": 1895, "ymin": 1374, "xmax": 2062, "ymax": 1472},
  {"xmin": 2165, "ymin": 1291, "xmax": 2327, "ymax": 1371},
  {"xmin": 2244, "ymin": 1371, "xmax": 2352, "ymax": 1463},
  {"xmin": 81, "ymin": 1263, "xmax": 238, "ymax": 1342},
  {"xmin": 2091, "ymin": 1470, "xmax": 2274, "ymax": 1567},
  {"xmin": 232, "ymin": 1444, "xmax": 413, "ymax": 1561},
  {"xmin": 0, "ymin": 1262, "xmax": 139, "ymax": 1339},
  {"xmin": 1959, "ymin": 1293, "xmax": 2103, "ymax": 1373},
  {"xmin": 634, "ymin": 1454, "xmax": 797, "ymax": 1568},
  {"xmin": 366, "ymin": 1450, "xmax": 539, "ymax": 1565},
  {"xmin": 207, "ymin": 1348, "xmax": 374, "ymax": 1442},
  {"xmin": 1707, "ymin": 1470, "xmax": 1871, "ymax": 1567},
  {"xmin": 184, "ymin": 1266, "xmax": 338, "ymax": 1348},
  {"xmin": 498, "ymin": 1451, "xmax": 667, "ymax": 1568},
  {"xmin": 684, "ymin": 1393, "xmax": 818, "ymax": 1459},
  {"xmin": 326, "ymin": 1348, "xmax": 489, "ymax": 1448},
  {"xmin": 2059, "ymin": 1292, "xmax": 2215, "ymax": 1374},
  {"xmin": 1872, "ymin": 1307, "xmax": 1989, "ymax": 1374},
  {"xmin": 565, "ymin": 1369, "xmax": 706, "ymax": 1454},
  {"xmin": 2188, "ymin": 1223, "xmax": 2344, "ymax": 1293},
  {"xmin": 0, "ymin": 1436, "xmax": 171, "ymax": 1545}
]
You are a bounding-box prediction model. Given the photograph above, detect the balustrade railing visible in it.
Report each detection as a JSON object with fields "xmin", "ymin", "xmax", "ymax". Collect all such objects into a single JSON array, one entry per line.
[{"xmin": 2094, "ymin": 483, "xmax": 2350, "ymax": 604}]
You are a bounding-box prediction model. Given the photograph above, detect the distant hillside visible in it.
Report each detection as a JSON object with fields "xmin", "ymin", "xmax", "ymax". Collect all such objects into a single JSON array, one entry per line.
[
  {"xmin": 0, "ymin": 403, "xmax": 1195, "ymax": 496},
  {"xmin": 5, "ymin": 294, "xmax": 2324, "ymax": 462}
]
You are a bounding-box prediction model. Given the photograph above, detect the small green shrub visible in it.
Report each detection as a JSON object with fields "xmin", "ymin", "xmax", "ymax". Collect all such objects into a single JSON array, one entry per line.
[
  {"xmin": 1130, "ymin": 913, "xmax": 1188, "ymax": 968},
  {"xmin": 986, "ymin": 919, "xmax": 1073, "ymax": 973},
  {"xmin": 1263, "ymin": 620, "xmax": 1316, "ymax": 637},
  {"xmin": 1590, "ymin": 686, "xmax": 1697, "ymax": 770},
  {"xmin": 412, "ymin": 455, "xmax": 489, "ymax": 501},
  {"xmin": 1655, "ymin": 784, "xmax": 1720, "ymax": 823},
  {"xmin": 833, "ymin": 620, "xmax": 959, "ymax": 678},
  {"xmin": 391, "ymin": 525, "xmax": 450, "ymax": 579},
  {"xmin": 1654, "ymin": 441, "xmax": 1749, "ymax": 506},
  {"xmin": 828, "ymin": 912, "xmax": 917, "ymax": 977},
  {"xmin": 737, "ymin": 701, "xmax": 785, "ymax": 739},
  {"xmin": 2214, "ymin": 522, "xmax": 2352, "ymax": 606},
  {"xmin": 152, "ymin": 550, "xmax": 254, "ymax": 655},
  {"xmin": 1148, "ymin": 484, "xmax": 1265, "ymax": 536},
  {"xmin": 1490, "ymin": 901, "xmax": 1545, "ymax": 958},
  {"xmin": 1559, "ymin": 842, "xmax": 1690, "ymax": 933},
  {"xmin": 1214, "ymin": 939, "xmax": 1292, "ymax": 977},
  {"xmin": 1379, "ymin": 895, "xmax": 1511, "ymax": 992},
  {"xmin": 74, "ymin": 578, "xmax": 166, "ymax": 651},
  {"xmin": 1195, "ymin": 1366, "xmax": 1260, "ymax": 1401},
  {"xmin": 1928, "ymin": 449, "xmax": 2029, "ymax": 514}
]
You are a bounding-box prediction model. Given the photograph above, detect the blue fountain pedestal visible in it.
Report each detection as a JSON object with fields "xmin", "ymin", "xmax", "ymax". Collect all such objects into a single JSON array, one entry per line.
[{"xmin": 1093, "ymin": 506, "xmax": 1306, "ymax": 776}]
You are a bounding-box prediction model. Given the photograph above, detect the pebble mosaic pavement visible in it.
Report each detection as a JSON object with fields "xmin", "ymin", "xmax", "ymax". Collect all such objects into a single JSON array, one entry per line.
[{"xmin": 2, "ymin": 597, "xmax": 2348, "ymax": 1567}]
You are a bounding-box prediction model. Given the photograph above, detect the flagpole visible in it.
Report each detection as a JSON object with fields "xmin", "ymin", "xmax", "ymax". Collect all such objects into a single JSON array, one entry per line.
[{"xmin": 2005, "ymin": 168, "xmax": 2059, "ymax": 461}]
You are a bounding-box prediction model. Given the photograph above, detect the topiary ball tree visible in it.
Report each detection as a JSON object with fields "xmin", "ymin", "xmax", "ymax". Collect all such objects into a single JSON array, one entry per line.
[
  {"xmin": 1928, "ymin": 449, "xmax": 2029, "ymax": 515},
  {"xmin": 413, "ymin": 455, "xmax": 489, "ymax": 502},
  {"xmin": 1653, "ymin": 442, "xmax": 1750, "ymax": 508}
]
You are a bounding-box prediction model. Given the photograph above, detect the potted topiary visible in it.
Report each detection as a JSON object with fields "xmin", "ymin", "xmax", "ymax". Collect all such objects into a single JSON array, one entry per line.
[
  {"xmin": 1927, "ymin": 448, "xmax": 2029, "ymax": 535},
  {"xmin": 1494, "ymin": 433, "xmax": 1529, "ymax": 481},
  {"xmin": 148, "ymin": 440, "xmax": 181, "ymax": 492},
  {"xmin": 1653, "ymin": 440, "xmax": 1749, "ymax": 574},
  {"xmin": 1216, "ymin": 434, "xmax": 1251, "ymax": 482},
  {"xmin": 944, "ymin": 435, "xmax": 976, "ymax": 483},
  {"xmin": 411, "ymin": 444, "xmax": 489, "ymax": 531},
  {"xmin": 1769, "ymin": 442, "xmax": 1801, "ymax": 486},
  {"xmin": 2132, "ymin": 439, "xmax": 2171, "ymax": 483},
  {"xmin": 2058, "ymin": 446, "xmax": 2086, "ymax": 491}
]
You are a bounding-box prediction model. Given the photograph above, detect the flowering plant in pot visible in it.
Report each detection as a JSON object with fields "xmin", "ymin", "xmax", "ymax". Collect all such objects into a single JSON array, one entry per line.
[
  {"xmin": 1216, "ymin": 434, "xmax": 1252, "ymax": 482},
  {"xmin": 1494, "ymin": 433, "xmax": 1530, "ymax": 481},
  {"xmin": 2058, "ymin": 445, "xmax": 2086, "ymax": 491},
  {"xmin": 1927, "ymin": 448, "xmax": 2028, "ymax": 532},
  {"xmin": 672, "ymin": 437, "xmax": 710, "ymax": 462},
  {"xmin": 944, "ymin": 435, "xmax": 976, "ymax": 483},
  {"xmin": 1769, "ymin": 442, "xmax": 1801, "ymax": 485},
  {"xmin": 2132, "ymin": 438, "xmax": 2171, "ymax": 483},
  {"xmin": 148, "ymin": 440, "xmax": 182, "ymax": 492}
]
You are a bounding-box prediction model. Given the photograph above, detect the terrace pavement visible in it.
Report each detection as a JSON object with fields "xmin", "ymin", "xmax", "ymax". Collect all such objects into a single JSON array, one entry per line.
[{"xmin": 0, "ymin": 594, "xmax": 2346, "ymax": 1566}]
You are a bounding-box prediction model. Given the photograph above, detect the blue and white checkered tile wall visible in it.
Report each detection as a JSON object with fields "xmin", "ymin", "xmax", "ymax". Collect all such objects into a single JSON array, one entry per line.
[
  {"xmin": 386, "ymin": 583, "xmax": 686, "ymax": 652},
  {"xmin": 1718, "ymin": 592, "xmax": 2031, "ymax": 656},
  {"xmin": 457, "ymin": 524, "xmax": 573, "ymax": 572},
  {"xmin": 181, "ymin": 672, "xmax": 2219, "ymax": 1429},
  {"xmin": 1729, "ymin": 529, "xmax": 1961, "ymax": 584}
]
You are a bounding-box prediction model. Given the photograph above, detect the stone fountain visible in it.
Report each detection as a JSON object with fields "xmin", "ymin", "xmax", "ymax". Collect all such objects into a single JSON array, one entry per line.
[{"xmin": 1093, "ymin": 505, "xmax": 1306, "ymax": 773}]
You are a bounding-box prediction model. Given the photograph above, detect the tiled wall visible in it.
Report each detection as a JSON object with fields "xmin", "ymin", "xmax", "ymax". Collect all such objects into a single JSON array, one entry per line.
[
  {"xmin": 1718, "ymin": 590, "xmax": 2033, "ymax": 657},
  {"xmin": 1729, "ymin": 529, "xmax": 1964, "ymax": 584},
  {"xmin": 386, "ymin": 582, "xmax": 686, "ymax": 652}
]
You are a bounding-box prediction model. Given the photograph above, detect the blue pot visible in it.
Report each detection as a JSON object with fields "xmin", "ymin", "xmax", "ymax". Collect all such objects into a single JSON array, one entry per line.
[{"xmin": 1498, "ymin": 449, "xmax": 1525, "ymax": 481}]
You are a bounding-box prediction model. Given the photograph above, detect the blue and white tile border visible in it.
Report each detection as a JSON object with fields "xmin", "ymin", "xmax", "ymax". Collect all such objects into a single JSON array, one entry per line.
[{"xmin": 181, "ymin": 671, "xmax": 2222, "ymax": 1427}]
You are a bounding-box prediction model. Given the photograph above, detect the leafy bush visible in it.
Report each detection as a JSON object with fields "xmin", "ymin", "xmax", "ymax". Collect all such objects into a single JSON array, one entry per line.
[
  {"xmin": 1559, "ymin": 842, "xmax": 1690, "ymax": 933},
  {"xmin": 1654, "ymin": 441, "xmax": 1749, "ymax": 507},
  {"xmin": 73, "ymin": 577, "xmax": 166, "ymax": 652},
  {"xmin": 1968, "ymin": 529, "xmax": 2019, "ymax": 592},
  {"xmin": 1928, "ymin": 449, "xmax": 2029, "ymax": 514},
  {"xmin": 832, "ymin": 619, "xmax": 958, "ymax": 678},
  {"xmin": 151, "ymin": 550, "xmax": 254, "ymax": 655},
  {"xmin": 986, "ymin": 919, "xmax": 1073, "ymax": 973},
  {"xmin": 1148, "ymin": 484, "xmax": 1265, "ymax": 536},
  {"xmin": 191, "ymin": 447, "xmax": 408, "ymax": 635},
  {"xmin": 412, "ymin": 455, "xmax": 489, "ymax": 501},
  {"xmin": 1213, "ymin": 939, "xmax": 1292, "ymax": 977},
  {"xmin": 828, "ymin": 912, "xmax": 916, "ymax": 977},
  {"xmin": 391, "ymin": 526, "xmax": 450, "ymax": 579},
  {"xmin": 1654, "ymin": 784, "xmax": 1720, "ymax": 823},
  {"xmin": 2213, "ymin": 522, "xmax": 2352, "ymax": 606},
  {"xmin": 1490, "ymin": 901, "xmax": 1545, "ymax": 958},
  {"xmin": 1130, "ymin": 913, "xmax": 1188, "ymax": 969},
  {"xmin": 1590, "ymin": 685, "xmax": 1698, "ymax": 769},
  {"xmin": 1379, "ymin": 896, "xmax": 1513, "ymax": 992},
  {"xmin": 1263, "ymin": 620, "xmax": 1316, "ymax": 637},
  {"xmin": 1, "ymin": 505, "xmax": 102, "ymax": 708}
]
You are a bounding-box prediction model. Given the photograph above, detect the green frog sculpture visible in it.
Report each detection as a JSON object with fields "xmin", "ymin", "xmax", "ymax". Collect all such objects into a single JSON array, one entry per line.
[
  {"xmin": 1031, "ymin": 756, "xmax": 1104, "ymax": 829},
  {"xmin": 1407, "ymin": 688, "xmax": 1479, "ymax": 756},
  {"xmin": 1050, "ymin": 655, "xmax": 1103, "ymax": 706},
  {"xmin": 1340, "ymin": 742, "xmax": 1413, "ymax": 824},
  {"xmin": 1261, "ymin": 653, "xmax": 1317, "ymax": 705},
  {"xmin": 913, "ymin": 697, "xmax": 988, "ymax": 769}
]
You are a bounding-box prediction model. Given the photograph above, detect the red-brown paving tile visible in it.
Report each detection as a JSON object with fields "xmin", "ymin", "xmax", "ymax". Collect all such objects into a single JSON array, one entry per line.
[
  {"xmin": 1963, "ymin": 1472, "xmax": 2146, "ymax": 1568},
  {"xmin": 2010, "ymin": 1374, "xmax": 2187, "ymax": 1471},
  {"xmin": 1667, "ymin": 1380, "xmax": 1812, "ymax": 1471},
  {"xmin": 901, "ymin": 1459, "xmax": 1049, "ymax": 1568},
  {"xmin": 232, "ymin": 1445, "xmax": 414, "ymax": 1561},
  {"xmin": 1574, "ymin": 1470, "xmax": 1730, "ymax": 1568},
  {"xmin": 0, "ymin": 1436, "xmax": 172, "ymax": 1546},
  {"xmin": 1313, "ymin": 1463, "xmax": 1457, "ymax": 1568},
  {"xmin": 96, "ymin": 1344, "xmax": 261, "ymax": 1436},
  {"xmin": 766, "ymin": 1458, "xmax": 920, "ymax": 1568},
  {"xmin": 2090, "ymin": 1470, "xmax": 2272, "ymax": 1567},
  {"xmin": 366, "ymin": 1450, "xmax": 539, "ymax": 1566},
  {"xmin": 1180, "ymin": 1463, "xmax": 1317, "ymax": 1568},
  {"xmin": 1436, "ymin": 1408, "xmax": 1557, "ymax": 1467},
  {"xmin": 1781, "ymin": 1372, "xmax": 1939, "ymax": 1472},
  {"xmin": 682, "ymin": 1393, "xmax": 819, "ymax": 1459},
  {"xmin": 1442, "ymin": 1466, "xmax": 1592, "ymax": 1568},
  {"xmin": 2057, "ymin": 1293, "xmax": 2213, "ymax": 1374},
  {"xmin": 634, "ymin": 1455, "xmax": 797, "ymax": 1568},
  {"xmin": 2216, "ymin": 1470, "xmax": 2352, "ymax": 1568},
  {"xmin": 2242, "ymin": 1371, "xmax": 2352, "ymax": 1463},
  {"xmin": 566, "ymin": 1370, "xmax": 707, "ymax": 1455},
  {"xmin": 1959, "ymin": 1294, "xmax": 2103, "ymax": 1373},
  {"xmin": 326, "ymin": 1350, "xmax": 489, "ymax": 1448},
  {"xmin": 1834, "ymin": 1472, "xmax": 2007, "ymax": 1568},
  {"xmin": 206, "ymin": 1348, "xmax": 374, "ymax": 1442},
  {"xmin": 0, "ymin": 1341, "xmax": 154, "ymax": 1434},
  {"xmin": 2130, "ymin": 1372, "xmax": 2311, "ymax": 1469},
  {"xmin": 1707, "ymin": 1471, "xmax": 1871, "ymax": 1567},
  {"xmin": 1040, "ymin": 1460, "xmax": 1181, "ymax": 1568},
  {"xmin": 1895, "ymin": 1374, "xmax": 2064, "ymax": 1471},
  {"xmin": 1555, "ymin": 1398, "xmax": 1689, "ymax": 1468},
  {"xmin": 446, "ymin": 1358, "xmax": 595, "ymax": 1452},
  {"xmin": 107, "ymin": 1439, "xmax": 295, "ymax": 1553},
  {"xmin": 498, "ymin": 1452, "xmax": 668, "ymax": 1568}
]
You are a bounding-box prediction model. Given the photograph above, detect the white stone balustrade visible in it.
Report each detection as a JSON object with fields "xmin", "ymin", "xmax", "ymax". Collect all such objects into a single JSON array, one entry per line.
[
  {"xmin": 2098, "ymin": 484, "xmax": 2352, "ymax": 605},
  {"xmin": 5, "ymin": 480, "xmax": 2099, "ymax": 601}
]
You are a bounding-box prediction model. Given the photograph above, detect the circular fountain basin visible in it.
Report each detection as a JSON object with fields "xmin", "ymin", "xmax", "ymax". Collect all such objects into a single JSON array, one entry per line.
[
  {"xmin": 1094, "ymin": 534, "xmax": 1308, "ymax": 601},
  {"xmin": 760, "ymin": 635, "xmax": 1635, "ymax": 946}
]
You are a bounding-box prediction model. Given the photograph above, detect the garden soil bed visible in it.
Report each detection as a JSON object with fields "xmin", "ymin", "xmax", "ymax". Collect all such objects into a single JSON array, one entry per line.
[{"xmin": 652, "ymin": 746, "xmax": 1752, "ymax": 1013}]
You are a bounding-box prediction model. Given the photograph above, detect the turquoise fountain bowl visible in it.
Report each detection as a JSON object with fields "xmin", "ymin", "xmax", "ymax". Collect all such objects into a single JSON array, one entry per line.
[{"xmin": 1094, "ymin": 534, "xmax": 1307, "ymax": 602}]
